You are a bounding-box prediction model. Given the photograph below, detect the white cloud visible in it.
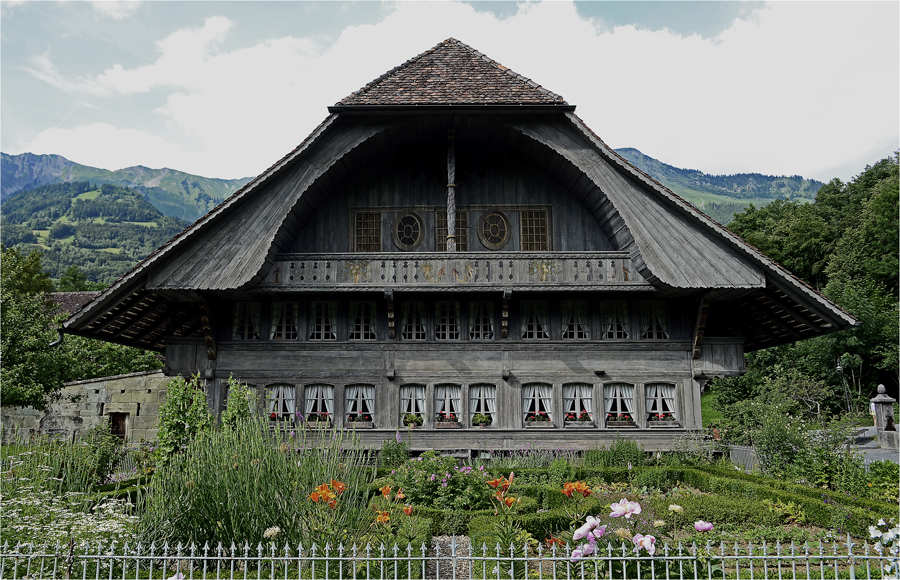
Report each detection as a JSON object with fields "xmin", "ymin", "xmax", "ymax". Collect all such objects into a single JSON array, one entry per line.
[
  {"xmin": 22, "ymin": 1, "xmax": 900, "ymax": 180},
  {"xmin": 91, "ymin": 1, "xmax": 140, "ymax": 20}
]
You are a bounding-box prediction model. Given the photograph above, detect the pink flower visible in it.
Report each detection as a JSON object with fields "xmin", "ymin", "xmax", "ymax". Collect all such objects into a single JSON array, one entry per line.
[
  {"xmin": 570, "ymin": 548, "xmax": 583, "ymax": 563},
  {"xmin": 609, "ymin": 498, "xmax": 642, "ymax": 519},
  {"xmin": 694, "ymin": 520, "xmax": 713, "ymax": 532},
  {"xmin": 632, "ymin": 534, "xmax": 656, "ymax": 556},
  {"xmin": 573, "ymin": 516, "xmax": 600, "ymax": 540}
]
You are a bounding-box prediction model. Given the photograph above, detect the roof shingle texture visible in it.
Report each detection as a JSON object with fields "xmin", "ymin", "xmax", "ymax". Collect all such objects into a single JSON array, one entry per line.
[{"xmin": 338, "ymin": 38, "xmax": 567, "ymax": 106}]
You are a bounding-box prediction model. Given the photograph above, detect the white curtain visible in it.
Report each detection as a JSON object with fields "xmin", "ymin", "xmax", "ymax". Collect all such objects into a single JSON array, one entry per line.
[
  {"xmin": 268, "ymin": 385, "xmax": 295, "ymax": 416},
  {"xmin": 270, "ymin": 303, "xmax": 284, "ymax": 340},
  {"xmin": 400, "ymin": 385, "xmax": 424, "ymax": 414},
  {"xmin": 435, "ymin": 384, "xmax": 460, "ymax": 416},
  {"xmin": 284, "ymin": 386, "xmax": 295, "ymax": 416},
  {"xmin": 578, "ymin": 384, "xmax": 593, "ymax": 416},
  {"xmin": 563, "ymin": 385, "xmax": 576, "ymax": 414},
  {"xmin": 656, "ymin": 303, "xmax": 669, "ymax": 337},
  {"xmin": 346, "ymin": 385, "xmax": 358, "ymax": 414},
  {"xmin": 326, "ymin": 302, "xmax": 337, "ymax": 339},
  {"xmin": 348, "ymin": 384, "xmax": 375, "ymax": 415},
  {"xmin": 470, "ymin": 384, "xmax": 495, "ymax": 422},
  {"xmin": 522, "ymin": 383, "xmax": 536, "ymax": 420},
  {"xmin": 233, "ymin": 303, "xmax": 260, "ymax": 340},
  {"xmin": 604, "ymin": 384, "xmax": 633, "ymax": 415},
  {"xmin": 659, "ymin": 384, "xmax": 676, "ymax": 418},
  {"xmin": 620, "ymin": 384, "xmax": 634, "ymax": 414},
  {"xmin": 400, "ymin": 303, "xmax": 410, "ymax": 337},
  {"xmin": 575, "ymin": 301, "xmax": 590, "ymax": 338},
  {"xmin": 603, "ymin": 385, "xmax": 616, "ymax": 414},
  {"xmin": 349, "ymin": 302, "xmax": 360, "ymax": 337},
  {"xmin": 538, "ymin": 383, "xmax": 552, "ymax": 415},
  {"xmin": 645, "ymin": 384, "xmax": 658, "ymax": 413},
  {"xmin": 323, "ymin": 385, "xmax": 334, "ymax": 415},
  {"xmin": 484, "ymin": 386, "xmax": 496, "ymax": 420},
  {"xmin": 304, "ymin": 385, "xmax": 317, "ymax": 415},
  {"xmin": 535, "ymin": 302, "xmax": 549, "ymax": 338}
]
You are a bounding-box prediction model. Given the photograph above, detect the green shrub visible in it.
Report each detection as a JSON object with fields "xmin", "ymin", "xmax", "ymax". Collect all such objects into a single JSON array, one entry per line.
[
  {"xmin": 632, "ymin": 467, "xmax": 682, "ymax": 491},
  {"xmin": 582, "ymin": 437, "xmax": 645, "ymax": 468},
  {"xmin": 391, "ymin": 450, "xmax": 492, "ymax": 510},
  {"xmin": 82, "ymin": 418, "xmax": 125, "ymax": 484},
  {"xmin": 548, "ymin": 458, "xmax": 574, "ymax": 486},
  {"xmin": 868, "ymin": 460, "xmax": 900, "ymax": 503},
  {"xmin": 378, "ymin": 432, "xmax": 410, "ymax": 469},
  {"xmin": 155, "ymin": 373, "xmax": 213, "ymax": 462},
  {"xmin": 220, "ymin": 375, "xmax": 256, "ymax": 429}
]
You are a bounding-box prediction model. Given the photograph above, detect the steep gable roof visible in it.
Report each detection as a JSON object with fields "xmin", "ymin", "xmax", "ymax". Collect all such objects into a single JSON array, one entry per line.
[{"xmin": 335, "ymin": 38, "xmax": 567, "ymax": 107}]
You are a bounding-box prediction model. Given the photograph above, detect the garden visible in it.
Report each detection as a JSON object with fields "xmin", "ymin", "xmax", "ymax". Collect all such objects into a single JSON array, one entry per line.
[{"xmin": 2, "ymin": 376, "xmax": 898, "ymax": 579}]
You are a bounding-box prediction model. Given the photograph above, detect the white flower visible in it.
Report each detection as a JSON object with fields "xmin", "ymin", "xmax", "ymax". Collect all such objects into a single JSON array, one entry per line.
[
  {"xmin": 878, "ymin": 519, "xmax": 887, "ymax": 526},
  {"xmin": 263, "ymin": 526, "xmax": 281, "ymax": 539},
  {"xmin": 870, "ymin": 526, "xmax": 883, "ymax": 538}
]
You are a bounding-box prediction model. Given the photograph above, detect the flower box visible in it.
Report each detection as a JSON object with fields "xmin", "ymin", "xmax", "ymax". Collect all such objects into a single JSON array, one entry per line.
[
  {"xmin": 347, "ymin": 421, "xmax": 374, "ymax": 429},
  {"xmin": 524, "ymin": 420, "xmax": 554, "ymax": 428},
  {"xmin": 304, "ymin": 421, "xmax": 331, "ymax": 430},
  {"xmin": 434, "ymin": 421, "xmax": 462, "ymax": 429},
  {"xmin": 564, "ymin": 421, "xmax": 595, "ymax": 429},
  {"xmin": 605, "ymin": 420, "xmax": 636, "ymax": 428},
  {"xmin": 648, "ymin": 420, "xmax": 681, "ymax": 428}
]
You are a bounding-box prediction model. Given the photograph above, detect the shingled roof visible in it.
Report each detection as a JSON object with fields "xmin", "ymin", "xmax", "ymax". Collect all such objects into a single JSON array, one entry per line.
[{"xmin": 335, "ymin": 38, "xmax": 568, "ymax": 107}]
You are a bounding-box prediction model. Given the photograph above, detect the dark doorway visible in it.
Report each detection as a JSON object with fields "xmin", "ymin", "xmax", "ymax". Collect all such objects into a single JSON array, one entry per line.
[{"xmin": 109, "ymin": 412, "xmax": 128, "ymax": 439}]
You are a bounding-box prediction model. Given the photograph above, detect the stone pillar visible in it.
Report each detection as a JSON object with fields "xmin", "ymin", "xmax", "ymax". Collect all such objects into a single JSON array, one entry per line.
[{"xmin": 871, "ymin": 384, "xmax": 898, "ymax": 449}]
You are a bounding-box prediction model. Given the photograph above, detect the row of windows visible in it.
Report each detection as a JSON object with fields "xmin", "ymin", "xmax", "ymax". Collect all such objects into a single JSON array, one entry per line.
[
  {"xmin": 261, "ymin": 382, "xmax": 678, "ymax": 427},
  {"xmin": 233, "ymin": 299, "xmax": 669, "ymax": 341},
  {"xmin": 353, "ymin": 208, "xmax": 549, "ymax": 252}
]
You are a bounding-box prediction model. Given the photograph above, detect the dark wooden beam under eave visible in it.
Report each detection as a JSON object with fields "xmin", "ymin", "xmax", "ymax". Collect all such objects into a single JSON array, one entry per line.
[
  {"xmin": 107, "ymin": 301, "xmax": 169, "ymax": 341},
  {"xmin": 749, "ymin": 295, "xmax": 808, "ymax": 339},
  {"xmin": 86, "ymin": 291, "xmax": 150, "ymax": 335},
  {"xmin": 758, "ymin": 287, "xmax": 829, "ymax": 333},
  {"xmin": 692, "ymin": 293, "xmax": 711, "ymax": 360}
]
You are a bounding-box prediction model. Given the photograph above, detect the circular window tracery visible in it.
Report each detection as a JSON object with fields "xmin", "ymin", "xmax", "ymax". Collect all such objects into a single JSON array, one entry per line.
[
  {"xmin": 391, "ymin": 212, "xmax": 424, "ymax": 251},
  {"xmin": 478, "ymin": 210, "xmax": 510, "ymax": 250}
]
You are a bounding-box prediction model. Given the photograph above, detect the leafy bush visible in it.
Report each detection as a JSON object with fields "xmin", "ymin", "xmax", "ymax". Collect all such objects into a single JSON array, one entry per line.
[
  {"xmin": 548, "ymin": 458, "xmax": 574, "ymax": 487},
  {"xmin": 155, "ymin": 373, "xmax": 212, "ymax": 461},
  {"xmin": 867, "ymin": 460, "xmax": 900, "ymax": 503},
  {"xmin": 219, "ymin": 375, "xmax": 256, "ymax": 429},
  {"xmin": 83, "ymin": 418, "xmax": 124, "ymax": 484},
  {"xmin": 391, "ymin": 450, "xmax": 493, "ymax": 511}
]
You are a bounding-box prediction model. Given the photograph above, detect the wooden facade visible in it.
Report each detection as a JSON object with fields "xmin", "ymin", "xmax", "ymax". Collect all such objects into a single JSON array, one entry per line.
[{"xmin": 62, "ymin": 39, "xmax": 857, "ymax": 451}]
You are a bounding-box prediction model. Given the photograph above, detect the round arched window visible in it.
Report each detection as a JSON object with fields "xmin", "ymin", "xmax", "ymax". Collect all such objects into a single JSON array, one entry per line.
[
  {"xmin": 391, "ymin": 212, "xmax": 424, "ymax": 251},
  {"xmin": 478, "ymin": 210, "xmax": 510, "ymax": 250}
]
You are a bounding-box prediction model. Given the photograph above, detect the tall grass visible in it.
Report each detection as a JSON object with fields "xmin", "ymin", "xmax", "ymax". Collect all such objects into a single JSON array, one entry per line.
[{"xmin": 138, "ymin": 418, "xmax": 375, "ymax": 547}]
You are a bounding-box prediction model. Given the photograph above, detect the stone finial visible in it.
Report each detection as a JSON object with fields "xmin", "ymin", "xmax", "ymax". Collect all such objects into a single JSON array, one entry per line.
[{"xmin": 878, "ymin": 384, "xmax": 886, "ymax": 395}]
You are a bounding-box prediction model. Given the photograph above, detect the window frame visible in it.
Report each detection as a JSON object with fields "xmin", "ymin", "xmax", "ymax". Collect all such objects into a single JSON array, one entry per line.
[
  {"xmin": 522, "ymin": 382, "xmax": 553, "ymax": 423},
  {"xmin": 563, "ymin": 383, "xmax": 594, "ymax": 423},
  {"xmin": 469, "ymin": 383, "xmax": 497, "ymax": 426},
  {"xmin": 435, "ymin": 301, "xmax": 461, "ymax": 341},
  {"xmin": 602, "ymin": 383, "xmax": 635, "ymax": 424},
  {"xmin": 519, "ymin": 208, "xmax": 550, "ymax": 251},
  {"xmin": 640, "ymin": 301, "xmax": 669, "ymax": 340},
  {"xmin": 348, "ymin": 301, "xmax": 377, "ymax": 340},
  {"xmin": 434, "ymin": 383, "xmax": 461, "ymax": 422},
  {"xmin": 519, "ymin": 300, "xmax": 550, "ymax": 340},
  {"xmin": 353, "ymin": 211, "xmax": 382, "ymax": 252},
  {"xmin": 468, "ymin": 301, "xmax": 495, "ymax": 340},
  {"xmin": 645, "ymin": 382, "xmax": 677, "ymax": 422},
  {"xmin": 270, "ymin": 302, "xmax": 299, "ymax": 340},
  {"xmin": 399, "ymin": 384, "xmax": 426, "ymax": 422},
  {"xmin": 345, "ymin": 383, "xmax": 375, "ymax": 422},
  {"xmin": 308, "ymin": 301, "xmax": 337, "ymax": 340},
  {"xmin": 267, "ymin": 383, "xmax": 296, "ymax": 421},
  {"xmin": 232, "ymin": 302, "xmax": 262, "ymax": 340}
]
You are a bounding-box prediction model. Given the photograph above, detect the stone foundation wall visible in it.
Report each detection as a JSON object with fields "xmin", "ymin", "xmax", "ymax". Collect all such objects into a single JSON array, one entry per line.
[{"xmin": 1, "ymin": 370, "xmax": 169, "ymax": 442}]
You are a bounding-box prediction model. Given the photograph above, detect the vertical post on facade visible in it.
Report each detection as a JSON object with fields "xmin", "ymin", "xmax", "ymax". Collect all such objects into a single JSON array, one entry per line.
[{"xmin": 446, "ymin": 129, "xmax": 457, "ymax": 252}]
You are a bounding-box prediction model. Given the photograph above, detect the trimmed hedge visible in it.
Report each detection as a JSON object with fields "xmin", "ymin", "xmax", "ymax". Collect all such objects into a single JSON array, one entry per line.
[{"xmin": 403, "ymin": 497, "xmax": 539, "ymax": 536}]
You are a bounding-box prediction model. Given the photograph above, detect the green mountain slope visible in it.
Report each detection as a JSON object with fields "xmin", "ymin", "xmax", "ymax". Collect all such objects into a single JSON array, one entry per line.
[
  {"xmin": 613, "ymin": 148, "xmax": 824, "ymax": 223},
  {"xmin": 2, "ymin": 152, "xmax": 253, "ymax": 223},
  {"xmin": 1, "ymin": 181, "xmax": 188, "ymax": 283}
]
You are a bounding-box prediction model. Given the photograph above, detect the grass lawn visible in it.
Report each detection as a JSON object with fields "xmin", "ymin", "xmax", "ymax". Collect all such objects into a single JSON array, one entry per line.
[
  {"xmin": 700, "ymin": 390, "xmax": 722, "ymax": 427},
  {"xmin": 73, "ymin": 189, "xmax": 101, "ymax": 201}
]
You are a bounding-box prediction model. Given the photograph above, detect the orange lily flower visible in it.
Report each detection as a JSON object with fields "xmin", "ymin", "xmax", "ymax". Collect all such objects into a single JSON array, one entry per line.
[
  {"xmin": 487, "ymin": 478, "xmax": 504, "ymax": 489},
  {"xmin": 395, "ymin": 488, "xmax": 406, "ymax": 500},
  {"xmin": 403, "ymin": 505, "xmax": 413, "ymax": 516},
  {"xmin": 380, "ymin": 485, "xmax": 392, "ymax": 498},
  {"xmin": 375, "ymin": 510, "xmax": 390, "ymax": 525},
  {"xmin": 503, "ymin": 496, "xmax": 517, "ymax": 508},
  {"xmin": 331, "ymin": 480, "xmax": 347, "ymax": 495},
  {"xmin": 561, "ymin": 482, "xmax": 575, "ymax": 498},
  {"xmin": 308, "ymin": 491, "xmax": 320, "ymax": 502}
]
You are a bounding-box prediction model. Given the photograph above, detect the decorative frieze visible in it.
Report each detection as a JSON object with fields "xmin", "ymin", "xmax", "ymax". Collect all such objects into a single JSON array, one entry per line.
[{"xmin": 261, "ymin": 253, "xmax": 648, "ymax": 291}]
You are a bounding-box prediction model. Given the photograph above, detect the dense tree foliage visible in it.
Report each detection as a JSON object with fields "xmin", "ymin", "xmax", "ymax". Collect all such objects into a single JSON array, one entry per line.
[
  {"xmin": 0, "ymin": 246, "xmax": 161, "ymax": 410},
  {"xmin": 712, "ymin": 154, "xmax": 900, "ymax": 436}
]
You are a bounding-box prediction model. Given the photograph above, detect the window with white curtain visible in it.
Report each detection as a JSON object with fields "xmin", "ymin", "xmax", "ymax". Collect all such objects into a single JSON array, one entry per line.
[
  {"xmin": 435, "ymin": 302, "xmax": 461, "ymax": 340},
  {"xmin": 401, "ymin": 302, "xmax": 426, "ymax": 340},
  {"xmin": 303, "ymin": 384, "xmax": 334, "ymax": 421},
  {"xmin": 267, "ymin": 384, "xmax": 296, "ymax": 420},
  {"xmin": 346, "ymin": 383, "xmax": 375, "ymax": 421},
  {"xmin": 435, "ymin": 384, "xmax": 461, "ymax": 421},
  {"xmin": 520, "ymin": 301, "xmax": 550, "ymax": 339},
  {"xmin": 640, "ymin": 301, "xmax": 669, "ymax": 339},
  {"xmin": 399, "ymin": 384, "xmax": 426, "ymax": 419},
  {"xmin": 469, "ymin": 384, "xmax": 496, "ymax": 425},
  {"xmin": 308, "ymin": 301, "xmax": 337, "ymax": 340},
  {"xmin": 348, "ymin": 302, "xmax": 377, "ymax": 340},
  {"xmin": 233, "ymin": 302, "xmax": 261, "ymax": 340},
  {"xmin": 270, "ymin": 302, "xmax": 299, "ymax": 340},
  {"xmin": 522, "ymin": 382, "xmax": 553, "ymax": 422},
  {"xmin": 603, "ymin": 383, "xmax": 635, "ymax": 422},
  {"xmin": 645, "ymin": 383, "xmax": 677, "ymax": 420},
  {"xmin": 561, "ymin": 300, "xmax": 591, "ymax": 339},
  {"xmin": 469, "ymin": 301, "xmax": 494, "ymax": 340},
  {"xmin": 563, "ymin": 383, "xmax": 594, "ymax": 422},
  {"xmin": 600, "ymin": 301, "xmax": 629, "ymax": 339}
]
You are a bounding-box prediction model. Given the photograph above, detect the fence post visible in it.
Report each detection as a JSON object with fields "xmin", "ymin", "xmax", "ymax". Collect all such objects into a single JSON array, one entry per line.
[{"xmin": 871, "ymin": 385, "xmax": 898, "ymax": 450}]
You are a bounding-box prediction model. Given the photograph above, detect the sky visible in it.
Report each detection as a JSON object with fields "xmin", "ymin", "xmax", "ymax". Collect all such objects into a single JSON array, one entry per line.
[{"xmin": 1, "ymin": 1, "xmax": 897, "ymax": 183}]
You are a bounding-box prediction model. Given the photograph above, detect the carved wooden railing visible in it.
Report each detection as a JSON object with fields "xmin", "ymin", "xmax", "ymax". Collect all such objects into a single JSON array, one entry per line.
[{"xmin": 259, "ymin": 253, "xmax": 649, "ymax": 291}]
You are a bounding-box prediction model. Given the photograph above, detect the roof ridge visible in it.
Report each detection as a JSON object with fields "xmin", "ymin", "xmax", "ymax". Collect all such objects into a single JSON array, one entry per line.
[{"xmin": 337, "ymin": 38, "xmax": 566, "ymax": 106}]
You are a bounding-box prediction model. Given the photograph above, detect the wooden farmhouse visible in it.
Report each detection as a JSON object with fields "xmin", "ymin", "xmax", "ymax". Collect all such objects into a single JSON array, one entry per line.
[{"xmin": 63, "ymin": 39, "xmax": 857, "ymax": 451}]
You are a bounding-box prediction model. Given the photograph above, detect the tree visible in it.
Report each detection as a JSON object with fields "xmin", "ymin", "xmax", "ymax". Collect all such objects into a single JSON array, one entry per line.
[{"xmin": 56, "ymin": 264, "xmax": 106, "ymax": 291}]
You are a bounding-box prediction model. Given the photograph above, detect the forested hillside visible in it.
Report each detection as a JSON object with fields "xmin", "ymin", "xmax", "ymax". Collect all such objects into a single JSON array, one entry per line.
[
  {"xmin": 710, "ymin": 154, "xmax": 899, "ymax": 443},
  {"xmin": 0, "ymin": 181, "xmax": 187, "ymax": 283},
  {"xmin": 1, "ymin": 152, "xmax": 252, "ymax": 222},
  {"xmin": 615, "ymin": 148, "xmax": 824, "ymax": 223}
]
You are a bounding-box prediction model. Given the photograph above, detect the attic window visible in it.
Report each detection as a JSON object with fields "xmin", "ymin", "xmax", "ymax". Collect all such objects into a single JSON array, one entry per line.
[
  {"xmin": 640, "ymin": 301, "xmax": 669, "ymax": 339},
  {"xmin": 520, "ymin": 210, "xmax": 549, "ymax": 251},
  {"xmin": 308, "ymin": 301, "xmax": 337, "ymax": 340},
  {"xmin": 435, "ymin": 210, "xmax": 469, "ymax": 251},
  {"xmin": 478, "ymin": 210, "xmax": 510, "ymax": 250},
  {"xmin": 354, "ymin": 212, "xmax": 381, "ymax": 252},
  {"xmin": 270, "ymin": 302, "xmax": 299, "ymax": 340},
  {"xmin": 233, "ymin": 302, "xmax": 261, "ymax": 340},
  {"xmin": 392, "ymin": 213, "xmax": 424, "ymax": 251}
]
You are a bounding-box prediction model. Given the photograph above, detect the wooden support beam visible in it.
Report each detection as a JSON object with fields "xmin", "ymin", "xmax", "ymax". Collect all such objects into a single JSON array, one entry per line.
[
  {"xmin": 198, "ymin": 298, "xmax": 217, "ymax": 360},
  {"xmin": 385, "ymin": 290, "xmax": 395, "ymax": 339},
  {"xmin": 89, "ymin": 292, "xmax": 148, "ymax": 334},
  {"xmin": 502, "ymin": 290, "xmax": 512, "ymax": 339},
  {"xmin": 756, "ymin": 289, "xmax": 824, "ymax": 332},
  {"xmin": 692, "ymin": 293, "xmax": 711, "ymax": 360},
  {"xmin": 108, "ymin": 302, "xmax": 168, "ymax": 341},
  {"xmin": 446, "ymin": 129, "xmax": 457, "ymax": 252}
]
